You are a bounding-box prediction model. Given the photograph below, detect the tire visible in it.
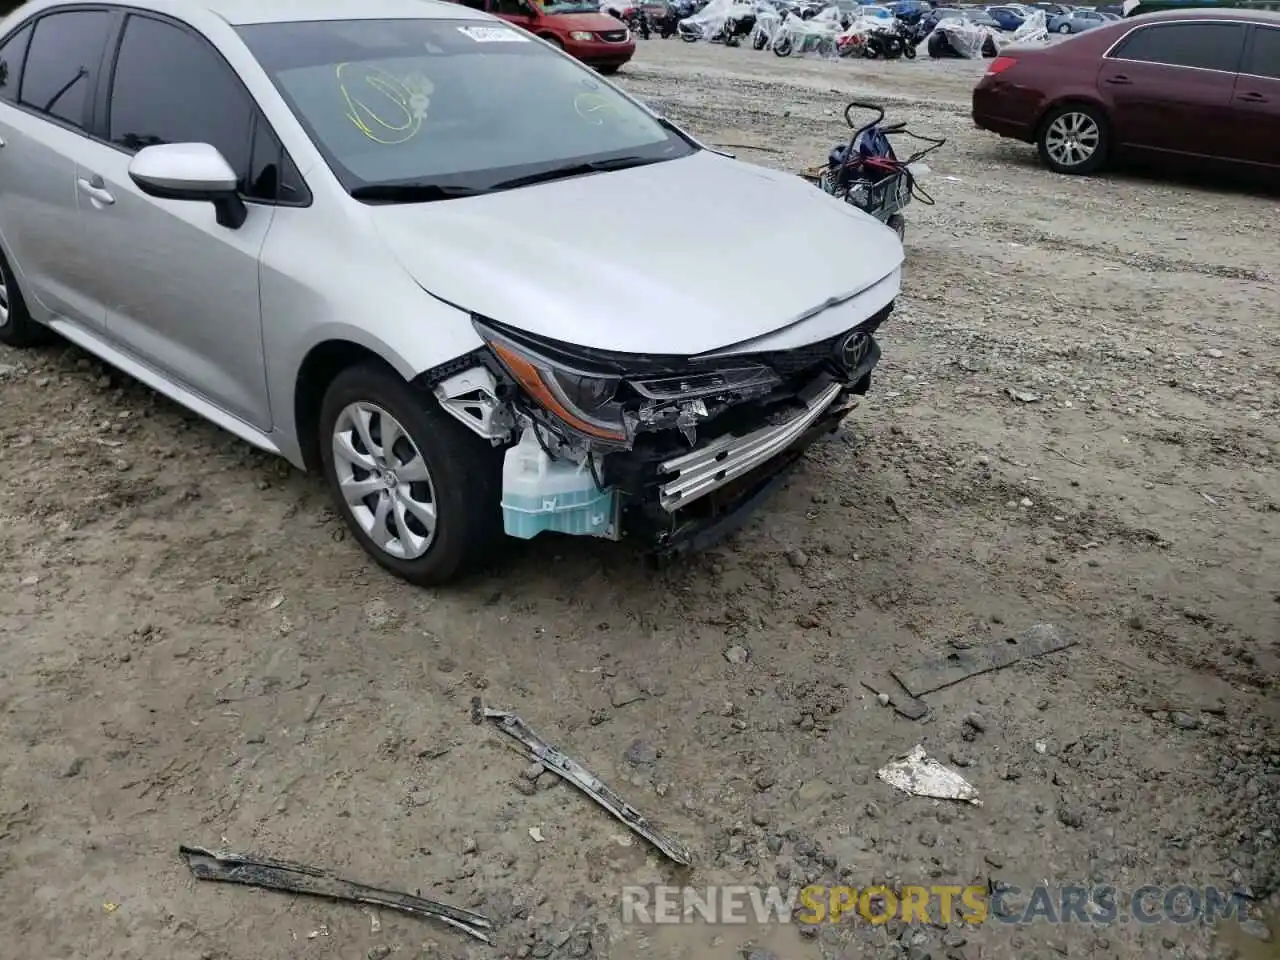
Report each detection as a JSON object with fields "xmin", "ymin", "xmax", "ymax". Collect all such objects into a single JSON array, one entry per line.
[
  {"xmin": 1057, "ymin": 23, "xmax": 1071, "ymax": 33},
  {"xmin": 597, "ymin": 64, "xmax": 620, "ymax": 74},
  {"xmin": 752, "ymin": 31, "xmax": 766, "ymax": 49},
  {"xmin": 883, "ymin": 36, "xmax": 903, "ymax": 59},
  {"xmin": 902, "ymin": 40, "xmax": 916, "ymax": 58},
  {"xmin": 773, "ymin": 36, "xmax": 793, "ymax": 55},
  {"xmin": 319, "ymin": 363, "xmax": 505, "ymax": 586},
  {"xmin": 887, "ymin": 213, "xmax": 905, "ymax": 241},
  {"xmin": 0, "ymin": 249, "xmax": 50, "ymax": 348},
  {"xmin": 1036, "ymin": 102, "xmax": 1109, "ymax": 175}
]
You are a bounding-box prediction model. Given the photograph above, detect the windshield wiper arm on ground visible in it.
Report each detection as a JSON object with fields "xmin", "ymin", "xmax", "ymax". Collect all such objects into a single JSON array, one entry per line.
[
  {"xmin": 350, "ymin": 183, "xmax": 487, "ymax": 203},
  {"xmin": 487, "ymin": 156, "xmax": 661, "ymax": 192}
]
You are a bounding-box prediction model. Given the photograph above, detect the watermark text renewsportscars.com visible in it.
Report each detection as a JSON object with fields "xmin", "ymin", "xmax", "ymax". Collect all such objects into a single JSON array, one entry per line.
[{"xmin": 620, "ymin": 884, "xmax": 1251, "ymax": 926}]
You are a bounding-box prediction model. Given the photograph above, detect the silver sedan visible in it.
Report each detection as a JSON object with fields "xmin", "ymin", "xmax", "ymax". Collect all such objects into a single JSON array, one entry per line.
[{"xmin": 0, "ymin": 0, "xmax": 903, "ymax": 584}]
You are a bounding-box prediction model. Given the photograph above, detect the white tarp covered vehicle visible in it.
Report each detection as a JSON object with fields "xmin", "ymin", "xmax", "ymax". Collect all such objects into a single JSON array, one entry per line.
[
  {"xmin": 677, "ymin": 0, "xmax": 755, "ymax": 40},
  {"xmin": 836, "ymin": 13, "xmax": 907, "ymax": 57},
  {"xmin": 919, "ymin": 9, "xmax": 1047, "ymax": 58},
  {"xmin": 770, "ymin": 6, "xmax": 843, "ymax": 56},
  {"xmin": 748, "ymin": 1, "xmax": 784, "ymax": 48}
]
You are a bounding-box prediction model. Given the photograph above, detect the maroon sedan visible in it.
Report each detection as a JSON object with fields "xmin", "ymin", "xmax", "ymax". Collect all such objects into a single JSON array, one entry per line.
[{"xmin": 972, "ymin": 9, "xmax": 1280, "ymax": 177}]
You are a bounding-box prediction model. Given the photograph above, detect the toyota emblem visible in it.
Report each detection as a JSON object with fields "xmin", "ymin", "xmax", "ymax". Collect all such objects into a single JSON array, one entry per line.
[{"xmin": 839, "ymin": 331, "xmax": 868, "ymax": 370}]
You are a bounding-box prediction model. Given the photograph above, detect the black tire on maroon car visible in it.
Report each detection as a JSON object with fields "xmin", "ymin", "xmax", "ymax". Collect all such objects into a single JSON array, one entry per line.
[
  {"xmin": 598, "ymin": 64, "xmax": 620, "ymax": 73},
  {"xmin": 1036, "ymin": 102, "xmax": 1110, "ymax": 176}
]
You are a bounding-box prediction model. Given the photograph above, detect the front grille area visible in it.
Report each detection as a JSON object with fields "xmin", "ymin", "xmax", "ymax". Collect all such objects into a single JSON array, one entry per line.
[
  {"xmin": 600, "ymin": 29, "xmax": 629, "ymax": 41},
  {"xmin": 748, "ymin": 301, "xmax": 893, "ymax": 380}
]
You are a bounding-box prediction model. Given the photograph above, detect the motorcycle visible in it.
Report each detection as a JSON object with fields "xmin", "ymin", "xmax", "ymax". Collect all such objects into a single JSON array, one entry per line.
[
  {"xmin": 801, "ymin": 101, "xmax": 946, "ymax": 242},
  {"xmin": 622, "ymin": 8, "xmax": 652, "ymax": 37},
  {"xmin": 863, "ymin": 17, "xmax": 915, "ymax": 58}
]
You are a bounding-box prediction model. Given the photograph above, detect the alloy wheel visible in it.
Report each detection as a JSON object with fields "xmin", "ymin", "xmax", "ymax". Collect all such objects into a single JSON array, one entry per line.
[
  {"xmin": 1044, "ymin": 112, "xmax": 1100, "ymax": 169},
  {"xmin": 331, "ymin": 401, "xmax": 438, "ymax": 560}
]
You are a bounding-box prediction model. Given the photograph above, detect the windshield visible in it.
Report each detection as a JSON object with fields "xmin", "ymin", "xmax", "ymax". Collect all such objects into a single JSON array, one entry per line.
[
  {"xmin": 236, "ymin": 18, "xmax": 694, "ymax": 200},
  {"xmin": 540, "ymin": 0, "xmax": 604, "ymax": 11}
]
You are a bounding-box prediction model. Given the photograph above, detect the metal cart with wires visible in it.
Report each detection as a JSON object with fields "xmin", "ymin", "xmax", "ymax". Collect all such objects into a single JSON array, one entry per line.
[{"xmin": 800, "ymin": 101, "xmax": 946, "ymax": 241}]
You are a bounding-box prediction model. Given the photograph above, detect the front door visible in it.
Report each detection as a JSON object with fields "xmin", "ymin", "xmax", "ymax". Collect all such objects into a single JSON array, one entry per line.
[
  {"xmin": 0, "ymin": 9, "xmax": 115, "ymax": 330},
  {"xmin": 1230, "ymin": 24, "xmax": 1280, "ymax": 169},
  {"xmin": 74, "ymin": 12, "xmax": 276, "ymax": 430},
  {"xmin": 1097, "ymin": 20, "xmax": 1245, "ymax": 159}
]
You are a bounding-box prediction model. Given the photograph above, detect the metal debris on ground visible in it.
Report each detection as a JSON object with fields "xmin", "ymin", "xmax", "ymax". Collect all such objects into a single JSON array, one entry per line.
[
  {"xmin": 859, "ymin": 675, "xmax": 929, "ymax": 720},
  {"xmin": 178, "ymin": 845, "xmax": 493, "ymax": 944},
  {"xmin": 470, "ymin": 697, "xmax": 693, "ymax": 866},
  {"xmin": 891, "ymin": 623, "xmax": 1077, "ymax": 698},
  {"xmin": 877, "ymin": 745, "xmax": 982, "ymax": 805}
]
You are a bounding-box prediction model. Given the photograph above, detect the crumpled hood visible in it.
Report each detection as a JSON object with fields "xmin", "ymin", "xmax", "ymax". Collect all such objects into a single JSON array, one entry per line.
[{"xmin": 370, "ymin": 150, "xmax": 903, "ymax": 355}]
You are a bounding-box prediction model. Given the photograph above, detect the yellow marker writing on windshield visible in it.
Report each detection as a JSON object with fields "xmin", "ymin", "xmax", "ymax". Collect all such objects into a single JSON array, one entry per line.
[
  {"xmin": 336, "ymin": 62, "xmax": 430, "ymax": 145},
  {"xmin": 573, "ymin": 92, "xmax": 619, "ymax": 126}
]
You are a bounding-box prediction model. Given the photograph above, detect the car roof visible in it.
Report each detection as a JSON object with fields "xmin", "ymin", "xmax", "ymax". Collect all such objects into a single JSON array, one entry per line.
[
  {"xmin": 1127, "ymin": 7, "xmax": 1280, "ymax": 25},
  {"xmin": 18, "ymin": 0, "xmax": 473, "ymax": 27}
]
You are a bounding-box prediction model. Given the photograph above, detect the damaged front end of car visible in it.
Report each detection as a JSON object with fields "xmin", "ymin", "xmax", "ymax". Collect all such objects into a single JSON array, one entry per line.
[{"xmin": 427, "ymin": 304, "xmax": 890, "ymax": 557}]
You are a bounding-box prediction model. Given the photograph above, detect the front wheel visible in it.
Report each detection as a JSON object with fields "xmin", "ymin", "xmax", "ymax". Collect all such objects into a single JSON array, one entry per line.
[
  {"xmin": 902, "ymin": 39, "xmax": 916, "ymax": 58},
  {"xmin": 597, "ymin": 63, "xmax": 620, "ymax": 74},
  {"xmin": 773, "ymin": 36, "xmax": 793, "ymax": 55},
  {"xmin": 1057, "ymin": 23, "xmax": 1071, "ymax": 33},
  {"xmin": 1037, "ymin": 103, "xmax": 1109, "ymax": 175},
  {"xmin": 752, "ymin": 31, "xmax": 766, "ymax": 49},
  {"xmin": 319, "ymin": 363, "xmax": 505, "ymax": 586}
]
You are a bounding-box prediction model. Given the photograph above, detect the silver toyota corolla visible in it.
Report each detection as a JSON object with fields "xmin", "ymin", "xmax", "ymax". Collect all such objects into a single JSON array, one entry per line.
[{"xmin": 0, "ymin": 0, "xmax": 903, "ymax": 585}]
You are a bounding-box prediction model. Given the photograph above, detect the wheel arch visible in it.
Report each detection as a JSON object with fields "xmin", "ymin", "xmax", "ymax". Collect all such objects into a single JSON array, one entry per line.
[{"xmin": 293, "ymin": 340, "xmax": 403, "ymax": 473}]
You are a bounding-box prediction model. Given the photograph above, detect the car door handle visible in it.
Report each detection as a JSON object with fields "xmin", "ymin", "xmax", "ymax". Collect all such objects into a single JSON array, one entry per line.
[
  {"xmin": 76, "ymin": 176, "xmax": 115, "ymax": 206},
  {"xmin": 1237, "ymin": 91, "xmax": 1268, "ymax": 103},
  {"xmin": 1105, "ymin": 74, "xmax": 1132, "ymax": 85}
]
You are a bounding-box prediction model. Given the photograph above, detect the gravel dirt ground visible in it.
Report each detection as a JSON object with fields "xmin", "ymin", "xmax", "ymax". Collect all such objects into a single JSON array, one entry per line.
[{"xmin": 1, "ymin": 37, "xmax": 1278, "ymax": 960}]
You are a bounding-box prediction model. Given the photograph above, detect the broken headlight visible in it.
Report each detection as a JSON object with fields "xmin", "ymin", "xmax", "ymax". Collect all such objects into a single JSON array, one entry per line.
[
  {"xmin": 474, "ymin": 319, "xmax": 786, "ymax": 448},
  {"xmin": 476, "ymin": 323, "xmax": 629, "ymax": 443}
]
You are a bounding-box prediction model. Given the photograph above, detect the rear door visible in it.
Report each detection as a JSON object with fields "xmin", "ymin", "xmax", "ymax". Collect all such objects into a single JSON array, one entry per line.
[
  {"xmin": 1231, "ymin": 23, "xmax": 1280, "ymax": 169},
  {"xmin": 1097, "ymin": 20, "xmax": 1246, "ymax": 159},
  {"xmin": 0, "ymin": 9, "xmax": 116, "ymax": 329}
]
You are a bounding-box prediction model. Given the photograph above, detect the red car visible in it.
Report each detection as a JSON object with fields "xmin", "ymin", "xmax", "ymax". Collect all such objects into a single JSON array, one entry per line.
[
  {"xmin": 453, "ymin": 0, "xmax": 636, "ymax": 72},
  {"xmin": 972, "ymin": 9, "xmax": 1280, "ymax": 177}
]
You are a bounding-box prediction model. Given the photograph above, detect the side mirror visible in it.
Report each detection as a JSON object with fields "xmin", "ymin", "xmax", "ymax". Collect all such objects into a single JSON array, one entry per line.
[{"xmin": 128, "ymin": 143, "xmax": 247, "ymax": 229}]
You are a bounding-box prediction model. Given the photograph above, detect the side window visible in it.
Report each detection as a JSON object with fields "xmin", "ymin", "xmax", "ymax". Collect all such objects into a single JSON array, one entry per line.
[
  {"xmin": 19, "ymin": 11, "xmax": 112, "ymax": 128},
  {"xmin": 0, "ymin": 24, "xmax": 33, "ymax": 103},
  {"xmin": 1111, "ymin": 22, "xmax": 1247, "ymax": 73},
  {"xmin": 109, "ymin": 15, "xmax": 253, "ymax": 188},
  {"xmin": 1245, "ymin": 26, "xmax": 1280, "ymax": 79},
  {"xmin": 246, "ymin": 114, "xmax": 308, "ymax": 204}
]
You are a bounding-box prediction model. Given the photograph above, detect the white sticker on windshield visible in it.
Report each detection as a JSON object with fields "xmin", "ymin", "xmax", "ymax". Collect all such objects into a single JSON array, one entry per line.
[{"xmin": 456, "ymin": 25, "xmax": 530, "ymax": 42}]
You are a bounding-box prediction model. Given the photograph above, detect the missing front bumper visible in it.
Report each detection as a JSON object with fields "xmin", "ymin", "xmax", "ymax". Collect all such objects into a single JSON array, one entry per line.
[
  {"xmin": 656, "ymin": 377, "xmax": 845, "ymax": 513},
  {"xmin": 648, "ymin": 389, "xmax": 856, "ymax": 560}
]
